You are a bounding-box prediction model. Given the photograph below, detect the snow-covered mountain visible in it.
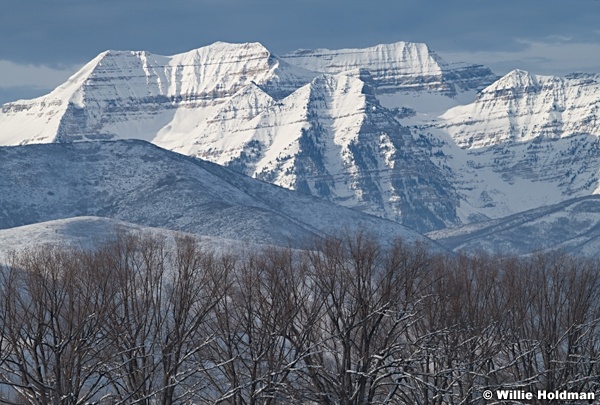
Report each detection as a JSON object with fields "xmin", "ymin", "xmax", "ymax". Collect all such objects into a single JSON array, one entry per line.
[
  {"xmin": 0, "ymin": 41, "xmax": 497, "ymax": 232},
  {"xmin": 419, "ymin": 69, "xmax": 600, "ymax": 225},
  {"xmin": 183, "ymin": 72, "xmax": 461, "ymax": 231},
  {"xmin": 2, "ymin": 40, "xmax": 600, "ymax": 239},
  {"xmin": 0, "ymin": 140, "xmax": 437, "ymax": 249},
  {"xmin": 0, "ymin": 42, "xmax": 314, "ymax": 146}
]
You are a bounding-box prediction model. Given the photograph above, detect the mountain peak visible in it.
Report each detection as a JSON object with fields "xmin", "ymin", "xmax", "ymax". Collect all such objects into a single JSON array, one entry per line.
[
  {"xmin": 483, "ymin": 69, "xmax": 541, "ymax": 93},
  {"xmin": 282, "ymin": 41, "xmax": 496, "ymax": 94},
  {"xmin": 282, "ymin": 41, "xmax": 442, "ymax": 76},
  {"xmin": 173, "ymin": 41, "xmax": 271, "ymax": 61}
]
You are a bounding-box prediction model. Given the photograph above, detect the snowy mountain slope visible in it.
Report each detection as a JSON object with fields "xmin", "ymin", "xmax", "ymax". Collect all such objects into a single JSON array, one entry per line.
[
  {"xmin": 282, "ymin": 41, "xmax": 497, "ymax": 95},
  {"xmin": 407, "ymin": 126, "xmax": 600, "ymax": 228},
  {"xmin": 427, "ymin": 195, "xmax": 600, "ymax": 257},
  {"xmin": 438, "ymin": 70, "xmax": 600, "ymax": 148},
  {"xmin": 171, "ymin": 72, "xmax": 461, "ymax": 232},
  {"xmin": 150, "ymin": 82, "xmax": 277, "ymax": 157},
  {"xmin": 395, "ymin": 69, "xmax": 600, "ymax": 228},
  {"xmin": 0, "ymin": 140, "xmax": 437, "ymax": 249}
]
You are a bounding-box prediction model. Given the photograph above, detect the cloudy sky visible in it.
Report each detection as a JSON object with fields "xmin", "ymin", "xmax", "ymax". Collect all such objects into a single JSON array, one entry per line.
[{"xmin": 2, "ymin": 0, "xmax": 600, "ymax": 104}]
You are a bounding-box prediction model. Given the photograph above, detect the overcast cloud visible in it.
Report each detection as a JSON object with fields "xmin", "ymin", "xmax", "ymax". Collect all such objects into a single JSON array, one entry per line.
[{"xmin": 1, "ymin": 0, "xmax": 600, "ymax": 103}]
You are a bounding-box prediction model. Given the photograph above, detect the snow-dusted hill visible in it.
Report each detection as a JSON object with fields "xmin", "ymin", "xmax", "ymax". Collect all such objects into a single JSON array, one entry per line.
[
  {"xmin": 427, "ymin": 195, "xmax": 600, "ymax": 257},
  {"xmin": 0, "ymin": 216, "xmax": 270, "ymax": 261},
  {"xmin": 0, "ymin": 140, "xmax": 436, "ymax": 249}
]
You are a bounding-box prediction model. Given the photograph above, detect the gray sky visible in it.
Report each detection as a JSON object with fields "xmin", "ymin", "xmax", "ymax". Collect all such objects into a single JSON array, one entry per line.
[{"xmin": 2, "ymin": 0, "xmax": 600, "ymax": 104}]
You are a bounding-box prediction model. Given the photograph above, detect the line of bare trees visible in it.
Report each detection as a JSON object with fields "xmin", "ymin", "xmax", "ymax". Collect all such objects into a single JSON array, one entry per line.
[{"xmin": 0, "ymin": 232, "xmax": 599, "ymax": 404}]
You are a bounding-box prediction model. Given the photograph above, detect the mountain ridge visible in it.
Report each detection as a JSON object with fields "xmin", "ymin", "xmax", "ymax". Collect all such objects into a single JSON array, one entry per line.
[
  {"xmin": 427, "ymin": 195, "xmax": 600, "ymax": 257},
  {"xmin": 0, "ymin": 139, "xmax": 437, "ymax": 249}
]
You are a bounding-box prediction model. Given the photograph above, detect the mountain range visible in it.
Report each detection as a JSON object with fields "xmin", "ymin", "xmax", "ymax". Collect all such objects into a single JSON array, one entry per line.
[{"xmin": 1, "ymin": 40, "xmax": 599, "ymax": 256}]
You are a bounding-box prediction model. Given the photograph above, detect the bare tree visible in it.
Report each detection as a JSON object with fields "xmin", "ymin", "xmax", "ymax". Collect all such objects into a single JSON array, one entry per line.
[
  {"xmin": 159, "ymin": 235, "xmax": 228, "ymax": 404},
  {"xmin": 1, "ymin": 229, "xmax": 599, "ymax": 405},
  {"xmin": 526, "ymin": 253, "xmax": 600, "ymax": 397},
  {"xmin": 295, "ymin": 232, "xmax": 433, "ymax": 405},
  {"xmin": 197, "ymin": 246, "xmax": 312, "ymax": 405},
  {"xmin": 407, "ymin": 253, "xmax": 512, "ymax": 405},
  {"xmin": 99, "ymin": 233, "xmax": 227, "ymax": 405},
  {"xmin": 0, "ymin": 246, "xmax": 114, "ymax": 405}
]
